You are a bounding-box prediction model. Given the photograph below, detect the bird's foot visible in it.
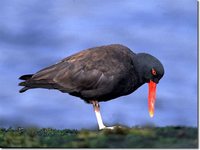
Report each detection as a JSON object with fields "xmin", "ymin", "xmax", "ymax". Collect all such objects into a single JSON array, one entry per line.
[{"xmin": 99, "ymin": 125, "xmax": 119, "ymax": 130}]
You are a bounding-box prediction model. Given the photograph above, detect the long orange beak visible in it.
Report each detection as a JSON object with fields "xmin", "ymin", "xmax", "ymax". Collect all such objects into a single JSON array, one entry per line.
[{"xmin": 148, "ymin": 80, "xmax": 157, "ymax": 118}]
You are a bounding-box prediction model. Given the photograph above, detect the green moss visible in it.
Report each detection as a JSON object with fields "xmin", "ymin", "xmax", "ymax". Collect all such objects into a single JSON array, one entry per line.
[{"xmin": 0, "ymin": 126, "xmax": 198, "ymax": 148}]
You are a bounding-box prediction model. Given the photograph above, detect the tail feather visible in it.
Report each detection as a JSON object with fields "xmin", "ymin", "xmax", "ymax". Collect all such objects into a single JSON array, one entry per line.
[
  {"xmin": 19, "ymin": 74, "xmax": 33, "ymax": 93},
  {"xmin": 19, "ymin": 87, "xmax": 29, "ymax": 93},
  {"xmin": 19, "ymin": 74, "xmax": 33, "ymax": 80},
  {"xmin": 18, "ymin": 81, "xmax": 26, "ymax": 86}
]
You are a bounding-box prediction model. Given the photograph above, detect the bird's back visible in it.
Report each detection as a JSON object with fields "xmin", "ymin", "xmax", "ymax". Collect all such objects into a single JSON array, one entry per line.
[{"xmin": 19, "ymin": 44, "xmax": 139, "ymax": 101}]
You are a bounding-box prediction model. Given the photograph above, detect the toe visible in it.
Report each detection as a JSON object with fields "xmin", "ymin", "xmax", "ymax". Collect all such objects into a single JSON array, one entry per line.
[{"xmin": 100, "ymin": 126, "xmax": 116, "ymax": 130}]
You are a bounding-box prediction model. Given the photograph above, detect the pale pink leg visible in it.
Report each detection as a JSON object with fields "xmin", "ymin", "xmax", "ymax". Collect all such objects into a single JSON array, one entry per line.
[{"xmin": 91, "ymin": 100, "xmax": 115, "ymax": 130}]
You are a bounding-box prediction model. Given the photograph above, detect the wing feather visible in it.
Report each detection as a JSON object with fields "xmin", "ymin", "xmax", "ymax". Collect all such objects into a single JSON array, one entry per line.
[{"xmin": 20, "ymin": 44, "xmax": 134, "ymax": 100}]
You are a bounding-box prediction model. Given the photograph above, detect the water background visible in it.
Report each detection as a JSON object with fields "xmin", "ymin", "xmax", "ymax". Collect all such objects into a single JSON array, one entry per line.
[{"xmin": 0, "ymin": 0, "xmax": 197, "ymax": 129}]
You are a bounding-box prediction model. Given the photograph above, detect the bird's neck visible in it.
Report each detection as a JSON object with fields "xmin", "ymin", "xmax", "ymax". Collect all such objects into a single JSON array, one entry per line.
[{"xmin": 132, "ymin": 54, "xmax": 147, "ymax": 85}]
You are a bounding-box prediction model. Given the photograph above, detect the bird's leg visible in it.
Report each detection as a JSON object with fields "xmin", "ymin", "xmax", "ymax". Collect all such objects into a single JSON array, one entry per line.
[
  {"xmin": 91, "ymin": 100, "xmax": 106, "ymax": 130},
  {"xmin": 91, "ymin": 100, "xmax": 115, "ymax": 130}
]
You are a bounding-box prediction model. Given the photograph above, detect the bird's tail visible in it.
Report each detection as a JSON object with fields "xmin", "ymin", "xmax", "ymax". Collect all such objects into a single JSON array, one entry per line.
[{"xmin": 18, "ymin": 74, "xmax": 33, "ymax": 93}]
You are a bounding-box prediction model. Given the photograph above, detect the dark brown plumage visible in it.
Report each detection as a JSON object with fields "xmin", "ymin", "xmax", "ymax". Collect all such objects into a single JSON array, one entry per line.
[{"xmin": 19, "ymin": 44, "xmax": 164, "ymax": 129}]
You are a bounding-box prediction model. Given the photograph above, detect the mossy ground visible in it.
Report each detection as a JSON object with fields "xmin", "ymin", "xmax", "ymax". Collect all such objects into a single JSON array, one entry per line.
[{"xmin": 0, "ymin": 126, "xmax": 198, "ymax": 148}]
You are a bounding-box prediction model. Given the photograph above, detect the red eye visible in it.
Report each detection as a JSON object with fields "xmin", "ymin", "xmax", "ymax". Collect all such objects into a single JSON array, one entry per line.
[{"xmin": 152, "ymin": 68, "xmax": 157, "ymax": 76}]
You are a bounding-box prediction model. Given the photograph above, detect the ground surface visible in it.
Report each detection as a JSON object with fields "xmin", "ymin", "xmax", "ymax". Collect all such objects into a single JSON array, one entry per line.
[{"xmin": 0, "ymin": 126, "xmax": 198, "ymax": 148}]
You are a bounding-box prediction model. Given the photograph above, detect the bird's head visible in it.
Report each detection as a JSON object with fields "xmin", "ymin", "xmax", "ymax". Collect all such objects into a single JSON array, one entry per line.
[{"xmin": 135, "ymin": 53, "xmax": 164, "ymax": 118}]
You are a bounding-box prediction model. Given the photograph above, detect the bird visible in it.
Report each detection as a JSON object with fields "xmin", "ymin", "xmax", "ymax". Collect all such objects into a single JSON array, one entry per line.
[{"xmin": 19, "ymin": 44, "xmax": 164, "ymax": 130}]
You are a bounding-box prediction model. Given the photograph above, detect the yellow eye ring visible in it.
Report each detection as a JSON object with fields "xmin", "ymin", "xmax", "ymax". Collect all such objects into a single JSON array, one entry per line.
[{"xmin": 152, "ymin": 68, "xmax": 157, "ymax": 76}]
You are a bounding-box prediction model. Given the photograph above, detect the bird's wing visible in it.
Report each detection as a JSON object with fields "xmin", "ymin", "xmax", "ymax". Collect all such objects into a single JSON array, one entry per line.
[
  {"xmin": 30, "ymin": 49, "xmax": 91, "ymax": 82},
  {"xmin": 29, "ymin": 49, "xmax": 117, "ymax": 96},
  {"xmin": 54, "ymin": 66, "xmax": 115, "ymax": 94}
]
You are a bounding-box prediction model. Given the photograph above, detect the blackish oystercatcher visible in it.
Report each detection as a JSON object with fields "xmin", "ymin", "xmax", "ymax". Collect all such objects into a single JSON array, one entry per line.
[{"xmin": 19, "ymin": 44, "xmax": 164, "ymax": 130}]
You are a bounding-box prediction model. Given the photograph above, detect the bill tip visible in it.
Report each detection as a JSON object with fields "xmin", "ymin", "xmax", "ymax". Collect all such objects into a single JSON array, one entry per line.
[{"xmin": 149, "ymin": 112, "xmax": 154, "ymax": 118}]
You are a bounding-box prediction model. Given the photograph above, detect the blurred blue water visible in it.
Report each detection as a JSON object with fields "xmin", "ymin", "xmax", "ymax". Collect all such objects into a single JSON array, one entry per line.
[{"xmin": 0, "ymin": 0, "xmax": 197, "ymax": 129}]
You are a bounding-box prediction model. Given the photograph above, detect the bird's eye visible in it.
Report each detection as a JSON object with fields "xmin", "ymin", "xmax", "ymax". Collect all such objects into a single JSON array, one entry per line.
[{"xmin": 151, "ymin": 68, "xmax": 157, "ymax": 76}]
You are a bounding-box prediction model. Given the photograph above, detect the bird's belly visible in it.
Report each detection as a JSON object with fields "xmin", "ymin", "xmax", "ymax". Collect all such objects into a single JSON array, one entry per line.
[{"xmin": 94, "ymin": 82, "xmax": 143, "ymax": 102}]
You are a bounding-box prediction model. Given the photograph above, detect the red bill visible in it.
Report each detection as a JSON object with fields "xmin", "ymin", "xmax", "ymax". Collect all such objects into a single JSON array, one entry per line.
[{"xmin": 148, "ymin": 80, "xmax": 157, "ymax": 118}]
